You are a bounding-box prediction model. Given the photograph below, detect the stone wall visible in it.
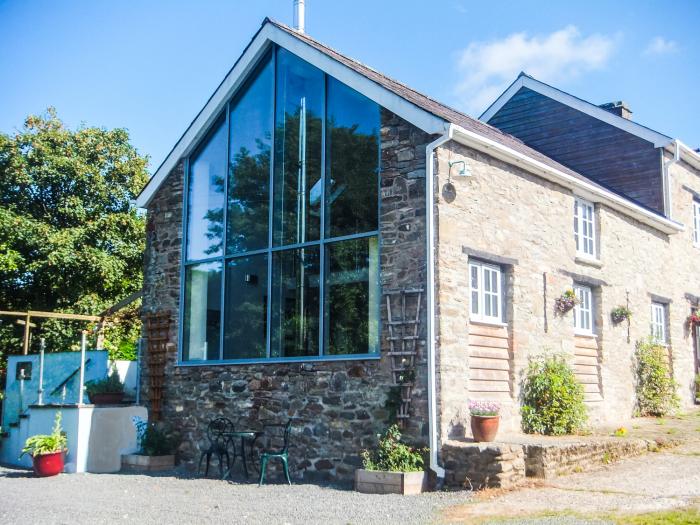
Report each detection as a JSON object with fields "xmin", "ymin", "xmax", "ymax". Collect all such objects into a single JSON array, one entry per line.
[
  {"xmin": 442, "ymin": 441, "xmax": 525, "ymax": 489},
  {"xmin": 140, "ymin": 109, "xmax": 436, "ymax": 481},
  {"xmin": 434, "ymin": 141, "xmax": 700, "ymax": 441}
]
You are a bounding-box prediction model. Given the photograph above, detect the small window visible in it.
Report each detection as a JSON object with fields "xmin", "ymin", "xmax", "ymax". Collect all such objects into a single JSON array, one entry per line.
[
  {"xmin": 650, "ymin": 302, "xmax": 667, "ymax": 344},
  {"xmin": 469, "ymin": 261, "xmax": 503, "ymax": 324},
  {"xmin": 573, "ymin": 285, "xmax": 594, "ymax": 335},
  {"xmin": 574, "ymin": 198, "xmax": 596, "ymax": 258},
  {"xmin": 693, "ymin": 200, "xmax": 700, "ymax": 247}
]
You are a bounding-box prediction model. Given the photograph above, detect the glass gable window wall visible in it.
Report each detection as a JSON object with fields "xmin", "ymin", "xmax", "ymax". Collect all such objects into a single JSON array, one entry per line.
[{"xmin": 181, "ymin": 47, "xmax": 380, "ymax": 363}]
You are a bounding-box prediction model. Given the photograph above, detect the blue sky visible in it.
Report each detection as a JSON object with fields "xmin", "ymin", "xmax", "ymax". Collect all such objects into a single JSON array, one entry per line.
[{"xmin": 1, "ymin": 0, "xmax": 698, "ymax": 173}]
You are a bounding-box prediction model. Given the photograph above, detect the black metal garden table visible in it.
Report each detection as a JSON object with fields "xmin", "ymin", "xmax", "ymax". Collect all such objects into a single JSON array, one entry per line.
[{"xmin": 221, "ymin": 430, "xmax": 263, "ymax": 480}]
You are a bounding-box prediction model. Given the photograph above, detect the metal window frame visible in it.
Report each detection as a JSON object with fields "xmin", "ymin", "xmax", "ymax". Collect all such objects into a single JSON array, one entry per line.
[{"xmin": 177, "ymin": 44, "xmax": 382, "ymax": 366}]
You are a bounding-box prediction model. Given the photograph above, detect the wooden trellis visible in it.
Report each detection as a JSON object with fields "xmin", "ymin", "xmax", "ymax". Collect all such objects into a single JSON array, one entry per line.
[
  {"xmin": 144, "ymin": 311, "xmax": 171, "ymax": 422},
  {"xmin": 384, "ymin": 288, "xmax": 423, "ymax": 426}
]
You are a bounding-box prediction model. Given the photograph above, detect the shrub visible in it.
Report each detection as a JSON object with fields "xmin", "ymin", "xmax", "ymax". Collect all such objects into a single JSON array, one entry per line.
[
  {"xmin": 85, "ymin": 370, "xmax": 124, "ymax": 395},
  {"xmin": 635, "ymin": 338, "xmax": 679, "ymax": 417},
  {"xmin": 132, "ymin": 416, "xmax": 176, "ymax": 456},
  {"xmin": 361, "ymin": 424, "xmax": 426, "ymax": 472},
  {"xmin": 521, "ymin": 353, "xmax": 587, "ymax": 435}
]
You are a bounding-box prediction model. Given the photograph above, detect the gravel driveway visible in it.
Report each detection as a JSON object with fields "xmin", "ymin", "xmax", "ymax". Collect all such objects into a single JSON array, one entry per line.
[{"xmin": 0, "ymin": 468, "xmax": 469, "ymax": 525}]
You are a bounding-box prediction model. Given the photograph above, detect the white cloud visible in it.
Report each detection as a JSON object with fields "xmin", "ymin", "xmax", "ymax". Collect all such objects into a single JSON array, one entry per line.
[
  {"xmin": 453, "ymin": 26, "xmax": 617, "ymax": 115},
  {"xmin": 643, "ymin": 36, "xmax": 678, "ymax": 56}
]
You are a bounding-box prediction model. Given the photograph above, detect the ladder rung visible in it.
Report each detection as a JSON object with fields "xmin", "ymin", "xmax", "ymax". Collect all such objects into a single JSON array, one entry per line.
[
  {"xmin": 387, "ymin": 320, "xmax": 418, "ymax": 325},
  {"xmin": 387, "ymin": 351, "xmax": 416, "ymax": 356}
]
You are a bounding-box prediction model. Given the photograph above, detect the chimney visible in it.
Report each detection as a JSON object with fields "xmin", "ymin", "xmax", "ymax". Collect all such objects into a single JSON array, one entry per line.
[
  {"xmin": 599, "ymin": 101, "xmax": 633, "ymax": 120},
  {"xmin": 293, "ymin": 0, "xmax": 305, "ymax": 33}
]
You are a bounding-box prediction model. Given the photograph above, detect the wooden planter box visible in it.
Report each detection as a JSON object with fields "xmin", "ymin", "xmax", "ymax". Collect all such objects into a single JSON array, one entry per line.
[
  {"xmin": 121, "ymin": 454, "xmax": 175, "ymax": 472},
  {"xmin": 354, "ymin": 469, "xmax": 427, "ymax": 495}
]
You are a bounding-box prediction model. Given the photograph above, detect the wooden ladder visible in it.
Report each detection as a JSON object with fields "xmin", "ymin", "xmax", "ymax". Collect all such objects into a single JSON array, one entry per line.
[{"xmin": 384, "ymin": 288, "xmax": 423, "ymax": 426}]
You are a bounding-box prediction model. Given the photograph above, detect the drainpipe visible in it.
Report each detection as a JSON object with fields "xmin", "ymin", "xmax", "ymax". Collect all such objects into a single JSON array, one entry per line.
[
  {"xmin": 425, "ymin": 124, "xmax": 454, "ymax": 485},
  {"xmin": 663, "ymin": 141, "xmax": 681, "ymax": 220}
]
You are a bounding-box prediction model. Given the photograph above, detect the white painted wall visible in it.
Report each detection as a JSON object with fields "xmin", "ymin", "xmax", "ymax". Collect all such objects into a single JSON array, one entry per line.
[{"xmin": 0, "ymin": 405, "xmax": 147, "ymax": 473}]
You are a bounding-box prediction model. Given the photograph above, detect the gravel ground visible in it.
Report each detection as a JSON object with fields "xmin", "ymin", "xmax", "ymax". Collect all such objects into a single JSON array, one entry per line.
[
  {"xmin": 442, "ymin": 432, "xmax": 700, "ymax": 524},
  {"xmin": 0, "ymin": 467, "xmax": 470, "ymax": 525}
]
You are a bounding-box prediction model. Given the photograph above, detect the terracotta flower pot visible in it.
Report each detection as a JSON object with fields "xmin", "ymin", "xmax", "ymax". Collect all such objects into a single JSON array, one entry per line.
[
  {"xmin": 470, "ymin": 415, "xmax": 500, "ymax": 442},
  {"xmin": 32, "ymin": 451, "xmax": 64, "ymax": 477},
  {"xmin": 88, "ymin": 392, "xmax": 125, "ymax": 405}
]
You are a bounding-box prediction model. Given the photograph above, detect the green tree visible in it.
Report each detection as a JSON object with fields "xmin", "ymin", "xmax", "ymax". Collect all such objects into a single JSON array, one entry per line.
[{"xmin": 0, "ymin": 108, "xmax": 148, "ymax": 359}]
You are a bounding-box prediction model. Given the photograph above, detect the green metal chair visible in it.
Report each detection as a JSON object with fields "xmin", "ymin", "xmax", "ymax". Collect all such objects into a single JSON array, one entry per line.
[{"xmin": 258, "ymin": 419, "xmax": 292, "ymax": 486}]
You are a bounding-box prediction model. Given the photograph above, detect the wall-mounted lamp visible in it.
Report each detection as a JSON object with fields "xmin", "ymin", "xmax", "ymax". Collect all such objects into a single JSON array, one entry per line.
[{"xmin": 448, "ymin": 160, "xmax": 471, "ymax": 182}]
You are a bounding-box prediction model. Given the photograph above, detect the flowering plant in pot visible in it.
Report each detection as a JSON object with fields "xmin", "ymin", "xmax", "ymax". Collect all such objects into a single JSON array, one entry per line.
[
  {"xmin": 469, "ymin": 400, "xmax": 501, "ymax": 442},
  {"xmin": 554, "ymin": 290, "xmax": 578, "ymax": 315},
  {"xmin": 687, "ymin": 311, "xmax": 700, "ymax": 330},
  {"xmin": 611, "ymin": 306, "xmax": 632, "ymax": 324},
  {"xmin": 20, "ymin": 412, "xmax": 67, "ymax": 477},
  {"xmin": 85, "ymin": 370, "xmax": 125, "ymax": 405}
]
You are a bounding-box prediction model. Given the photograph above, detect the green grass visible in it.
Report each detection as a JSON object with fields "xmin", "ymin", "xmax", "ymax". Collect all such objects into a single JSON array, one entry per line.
[{"xmin": 611, "ymin": 507, "xmax": 700, "ymax": 524}]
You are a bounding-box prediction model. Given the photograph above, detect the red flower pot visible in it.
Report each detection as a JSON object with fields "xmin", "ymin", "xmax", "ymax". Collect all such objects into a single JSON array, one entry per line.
[
  {"xmin": 32, "ymin": 451, "xmax": 64, "ymax": 477},
  {"xmin": 470, "ymin": 415, "xmax": 500, "ymax": 442}
]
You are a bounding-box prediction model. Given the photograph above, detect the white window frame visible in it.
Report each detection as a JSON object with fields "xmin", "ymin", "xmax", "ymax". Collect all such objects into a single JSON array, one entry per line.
[
  {"xmin": 693, "ymin": 199, "xmax": 700, "ymax": 247},
  {"xmin": 573, "ymin": 284, "xmax": 594, "ymax": 335},
  {"xmin": 469, "ymin": 261, "xmax": 504, "ymax": 324},
  {"xmin": 650, "ymin": 302, "xmax": 667, "ymax": 344},
  {"xmin": 574, "ymin": 198, "xmax": 596, "ymax": 258}
]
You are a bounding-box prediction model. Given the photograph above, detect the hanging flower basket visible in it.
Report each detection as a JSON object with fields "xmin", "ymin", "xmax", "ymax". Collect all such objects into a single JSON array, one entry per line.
[
  {"xmin": 554, "ymin": 290, "xmax": 578, "ymax": 315},
  {"xmin": 687, "ymin": 311, "xmax": 700, "ymax": 330},
  {"xmin": 611, "ymin": 306, "xmax": 632, "ymax": 324}
]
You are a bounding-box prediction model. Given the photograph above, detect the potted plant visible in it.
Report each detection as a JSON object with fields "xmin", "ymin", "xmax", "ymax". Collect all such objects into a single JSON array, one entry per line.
[
  {"xmin": 555, "ymin": 289, "xmax": 578, "ymax": 315},
  {"xmin": 687, "ymin": 311, "xmax": 700, "ymax": 330},
  {"xmin": 469, "ymin": 400, "xmax": 501, "ymax": 442},
  {"xmin": 611, "ymin": 306, "xmax": 632, "ymax": 324},
  {"xmin": 121, "ymin": 416, "xmax": 176, "ymax": 471},
  {"xmin": 355, "ymin": 424, "xmax": 427, "ymax": 495},
  {"xmin": 20, "ymin": 412, "xmax": 67, "ymax": 477},
  {"xmin": 85, "ymin": 370, "xmax": 125, "ymax": 405}
]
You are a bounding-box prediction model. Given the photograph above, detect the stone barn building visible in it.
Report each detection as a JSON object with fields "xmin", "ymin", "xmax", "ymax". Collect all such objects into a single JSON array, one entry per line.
[{"xmin": 136, "ymin": 18, "xmax": 700, "ymax": 483}]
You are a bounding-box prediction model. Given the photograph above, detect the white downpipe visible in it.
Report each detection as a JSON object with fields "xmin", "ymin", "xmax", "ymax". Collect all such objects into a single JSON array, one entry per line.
[
  {"xmin": 425, "ymin": 124, "xmax": 454, "ymax": 481},
  {"xmin": 78, "ymin": 331, "xmax": 87, "ymax": 405},
  {"xmin": 663, "ymin": 141, "xmax": 681, "ymax": 220}
]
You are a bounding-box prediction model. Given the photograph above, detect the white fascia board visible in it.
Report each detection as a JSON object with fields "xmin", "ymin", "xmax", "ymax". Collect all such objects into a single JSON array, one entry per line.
[
  {"xmin": 677, "ymin": 140, "xmax": 700, "ymax": 171},
  {"xmin": 479, "ymin": 76, "xmax": 673, "ymax": 149},
  {"xmin": 479, "ymin": 76, "xmax": 525, "ymax": 122},
  {"xmin": 136, "ymin": 23, "xmax": 446, "ymax": 207},
  {"xmin": 449, "ymin": 125, "xmax": 684, "ymax": 235}
]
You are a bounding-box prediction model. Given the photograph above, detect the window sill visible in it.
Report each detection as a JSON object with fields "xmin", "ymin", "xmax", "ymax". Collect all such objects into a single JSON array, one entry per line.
[
  {"xmin": 574, "ymin": 331, "xmax": 597, "ymax": 339},
  {"xmin": 177, "ymin": 354, "xmax": 381, "ymax": 367},
  {"xmin": 469, "ymin": 319, "xmax": 508, "ymax": 328},
  {"xmin": 575, "ymin": 255, "xmax": 602, "ymax": 268}
]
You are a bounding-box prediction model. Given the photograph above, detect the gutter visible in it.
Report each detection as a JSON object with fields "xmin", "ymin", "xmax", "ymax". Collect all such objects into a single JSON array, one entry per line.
[
  {"xmin": 425, "ymin": 124, "xmax": 454, "ymax": 484},
  {"xmin": 449, "ymin": 125, "xmax": 684, "ymax": 235}
]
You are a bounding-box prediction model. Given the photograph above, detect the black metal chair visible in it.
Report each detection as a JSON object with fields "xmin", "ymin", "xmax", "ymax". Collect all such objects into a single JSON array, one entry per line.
[
  {"xmin": 258, "ymin": 419, "xmax": 293, "ymax": 485},
  {"xmin": 198, "ymin": 417, "xmax": 234, "ymax": 478}
]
